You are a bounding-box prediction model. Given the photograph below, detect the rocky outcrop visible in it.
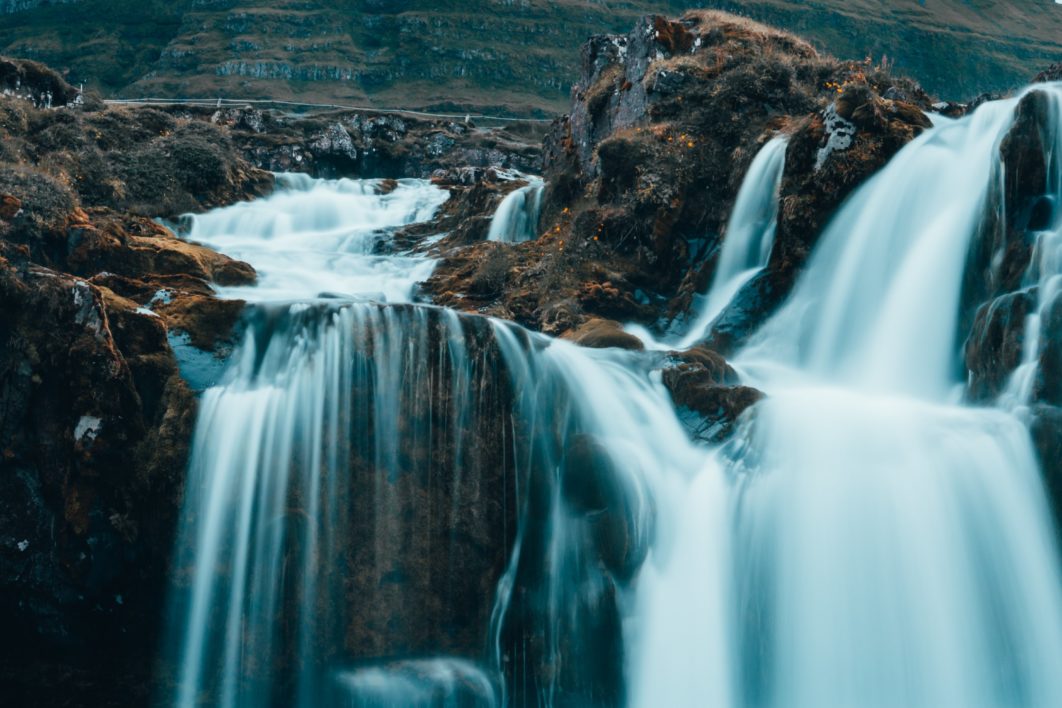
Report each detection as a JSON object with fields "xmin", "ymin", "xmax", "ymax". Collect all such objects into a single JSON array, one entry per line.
[
  {"xmin": 426, "ymin": 11, "xmax": 931, "ymax": 348},
  {"xmin": 0, "ymin": 253, "xmax": 194, "ymax": 706},
  {"xmin": 0, "ymin": 69, "xmax": 274, "ymax": 218},
  {"xmin": 0, "ymin": 67, "xmax": 270, "ymax": 705},
  {"xmin": 181, "ymin": 104, "xmax": 543, "ymax": 180},
  {"xmin": 0, "ymin": 56, "xmax": 82, "ymax": 108},
  {"xmin": 961, "ymin": 86, "xmax": 1062, "ymax": 525}
]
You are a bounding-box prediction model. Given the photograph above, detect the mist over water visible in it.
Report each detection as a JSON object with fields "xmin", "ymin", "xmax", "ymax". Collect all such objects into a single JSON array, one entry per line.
[{"xmin": 167, "ymin": 86, "xmax": 1062, "ymax": 707}]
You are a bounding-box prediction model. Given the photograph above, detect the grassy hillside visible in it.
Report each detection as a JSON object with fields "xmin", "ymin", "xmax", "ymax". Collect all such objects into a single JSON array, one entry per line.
[{"xmin": 1, "ymin": 0, "xmax": 1060, "ymax": 115}]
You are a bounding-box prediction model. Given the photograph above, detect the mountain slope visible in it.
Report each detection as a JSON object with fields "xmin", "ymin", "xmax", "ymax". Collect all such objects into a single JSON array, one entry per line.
[{"xmin": 1, "ymin": 1, "xmax": 1060, "ymax": 114}]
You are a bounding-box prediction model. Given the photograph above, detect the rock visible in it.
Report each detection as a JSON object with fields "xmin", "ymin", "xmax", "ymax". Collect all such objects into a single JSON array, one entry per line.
[
  {"xmin": 661, "ymin": 346, "xmax": 765, "ymax": 442},
  {"xmin": 429, "ymin": 10, "xmax": 932, "ymax": 342},
  {"xmin": 0, "ymin": 91, "xmax": 274, "ymax": 219},
  {"xmin": 0, "ymin": 193, "xmax": 20, "ymax": 220},
  {"xmin": 1034, "ymin": 64, "xmax": 1062, "ymax": 84},
  {"xmin": 1034, "ymin": 291, "xmax": 1062, "ymax": 407},
  {"xmin": 703, "ymin": 84, "xmax": 930, "ymax": 352},
  {"xmin": 965, "ymin": 290, "xmax": 1035, "ymax": 402},
  {"xmin": 161, "ymin": 104, "xmax": 543, "ymax": 181},
  {"xmin": 0, "ymin": 56, "xmax": 81, "ymax": 108},
  {"xmin": 0, "ymin": 258, "xmax": 193, "ymax": 706},
  {"xmin": 1029, "ymin": 405, "xmax": 1062, "ymax": 531},
  {"xmin": 959, "ymin": 89, "xmax": 1057, "ymax": 399},
  {"xmin": 561, "ymin": 318, "xmax": 644, "ymax": 350}
]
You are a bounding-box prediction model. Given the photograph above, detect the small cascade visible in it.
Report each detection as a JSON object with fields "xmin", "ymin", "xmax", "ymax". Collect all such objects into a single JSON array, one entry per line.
[
  {"xmin": 486, "ymin": 325, "xmax": 707, "ymax": 707},
  {"xmin": 181, "ymin": 174, "xmax": 448, "ymax": 302},
  {"xmin": 627, "ymin": 136, "xmax": 787, "ymax": 350},
  {"xmin": 1000, "ymin": 89, "xmax": 1062, "ymax": 409},
  {"xmin": 487, "ymin": 177, "xmax": 544, "ymax": 244},
  {"xmin": 675, "ymin": 136, "xmax": 788, "ymax": 349}
]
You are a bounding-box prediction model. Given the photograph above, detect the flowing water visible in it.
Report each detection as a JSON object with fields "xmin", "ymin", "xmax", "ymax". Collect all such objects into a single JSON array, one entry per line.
[
  {"xmin": 627, "ymin": 136, "xmax": 787, "ymax": 350},
  {"xmin": 167, "ymin": 87, "xmax": 1062, "ymax": 708},
  {"xmin": 487, "ymin": 177, "xmax": 545, "ymax": 244}
]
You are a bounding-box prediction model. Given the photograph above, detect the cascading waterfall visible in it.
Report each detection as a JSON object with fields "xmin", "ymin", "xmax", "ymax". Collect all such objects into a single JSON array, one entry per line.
[
  {"xmin": 166, "ymin": 176, "xmax": 516, "ymax": 707},
  {"xmin": 165, "ymin": 88, "xmax": 1062, "ymax": 708},
  {"xmin": 487, "ymin": 177, "xmax": 545, "ymax": 244},
  {"xmin": 628, "ymin": 136, "xmax": 787, "ymax": 350},
  {"xmin": 486, "ymin": 325, "xmax": 702, "ymax": 707},
  {"xmin": 676, "ymin": 135, "xmax": 788, "ymax": 349},
  {"xmin": 180, "ymin": 174, "xmax": 448, "ymax": 302},
  {"xmin": 632, "ymin": 85, "xmax": 1062, "ymax": 707}
]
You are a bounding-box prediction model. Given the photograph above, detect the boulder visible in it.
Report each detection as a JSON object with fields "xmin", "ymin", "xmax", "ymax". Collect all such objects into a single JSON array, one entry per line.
[
  {"xmin": 561, "ymin": 318, "xmax": 644, "ymax": 351},
  {"xmin": 661, "ymin": 346, "xmax": 765, "ymax": 442}
]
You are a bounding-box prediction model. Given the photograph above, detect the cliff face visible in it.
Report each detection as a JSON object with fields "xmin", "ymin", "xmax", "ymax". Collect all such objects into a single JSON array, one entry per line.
[{"xmin": 2, "ymin": 1, "xmax": 1061, "ymax": 115}]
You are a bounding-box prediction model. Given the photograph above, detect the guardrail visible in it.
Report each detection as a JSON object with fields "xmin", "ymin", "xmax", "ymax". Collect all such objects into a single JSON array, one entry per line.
[{"xmin": 103, "ymin": 97, "xmax": 555, "ymax": 124}]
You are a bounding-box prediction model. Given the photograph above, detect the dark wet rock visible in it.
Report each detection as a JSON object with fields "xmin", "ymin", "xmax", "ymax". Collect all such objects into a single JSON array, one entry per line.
[
  {"xmin": 1034, "ymin": 64, "xmax": 1062, "ymax": 84},
  {"xmin": 965, "ymin": 289, "xmax": 1035, "ymax": 402},
  {"xmin": 964, "ymin": 90, "xmax": 1053, "ymax": 318},
  {"xmin": 0, "ymin": 257, "xmax": 194, "ymax": 706},
  {"xmin": 1033, "ymin": 292, "xmax": 1062, "ymax": 407},
  {"xmin": 1030, "ymin": 404, "xmax": 1062, "ymax": 531},
  {"xmin": 961, "ymin": 89, "xmax": 1058, "ymax": 403},
  {"xmin": 562, "ymin": 434, "xmax": 649, "ymax": 581},
  {"xmin": 561, "ymin": 318, "xmax": 644, "ymax": 351},
  {"xmin": 662, "ymin": 346, "xmax": 765, "ymax": 443}
]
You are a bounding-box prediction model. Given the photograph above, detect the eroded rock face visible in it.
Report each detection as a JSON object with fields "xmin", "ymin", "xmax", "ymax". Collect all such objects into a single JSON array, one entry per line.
[
  {"xmin": 0, "ymin": 255, "xmax": 194, "ymax": 706},
  {"xmin": 426, "ymin": 11, "xmax": 931, "ymax": 349},
  {"xmin": 0, "ymin": 67, "xmax": 269, "ymax": 705}
]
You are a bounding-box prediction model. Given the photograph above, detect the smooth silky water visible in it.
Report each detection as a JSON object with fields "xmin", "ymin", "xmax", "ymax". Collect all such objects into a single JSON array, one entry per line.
[
  {"xmin": 487, "ymin": 176, "xmax": 545, "ymax": 244},
  {"xmin": 699, "ymin": 86, "xmax": 1062, "ymax": 707},
  {"xmin": 627, "ymin": 135, "xmax": 788, "ymax": 350},
  {"xmin": 166, "ymin": 87, "xmax": 1062, "ymax": 707}
]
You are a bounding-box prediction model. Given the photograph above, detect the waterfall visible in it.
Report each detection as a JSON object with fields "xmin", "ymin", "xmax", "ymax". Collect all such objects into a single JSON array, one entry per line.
[
  {"xmin": 689, "ymin": 85, "xmax": 1061, "ymax": 706},
  {"xmin": 166, "ymin": 176, "xmax": 521, "ymax": 707},
  {"xmin": 676, "ymin": 136, "xmax": 788, "ymax": 349},
  {"xmin": 181, "ymin": 174, "xmax": 448, "ymax": 302},
  {"xmin": 487, "ymin": 178, "xmax": 544, "ymax": 244},
  {"xmin": 486, "ymin": 326, "xmax": 703, "ymax": 707},
  {"xmin": 167, "ymin": 302, "xmax": 514, "ymax": 707},
  {"xmin": 627, "ymin": 136, "xmax": 787, "ymax": 349},
  {"xmin": 165, "ymin": 89, "xmax": 1062, "ymax": 708}
]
